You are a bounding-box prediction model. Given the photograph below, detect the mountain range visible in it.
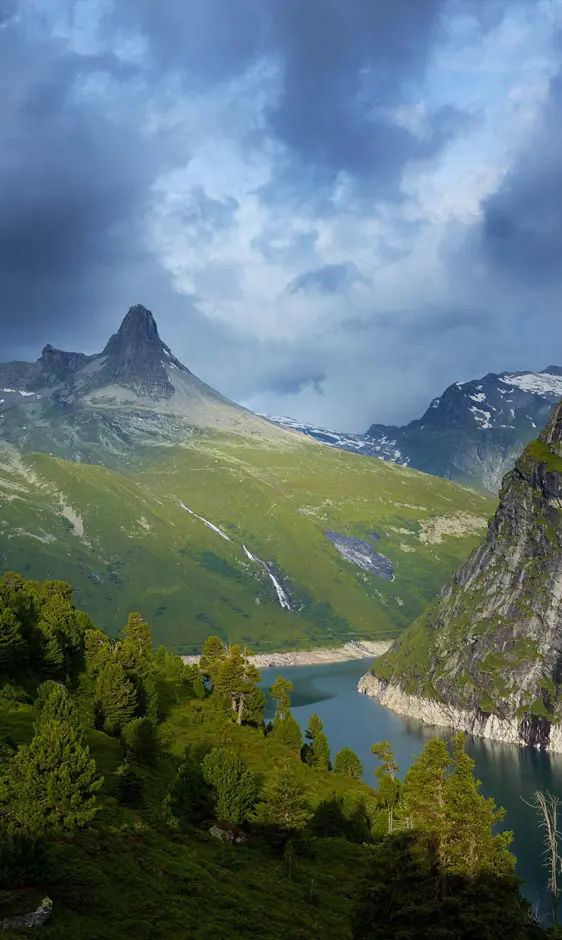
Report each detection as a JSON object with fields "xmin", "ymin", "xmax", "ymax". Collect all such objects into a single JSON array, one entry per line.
[
  {"xmin": 0, "ymin": 305, "xmax": 493, "ymax": 654},
  {"xmin": 266, "ymin": 367, "xmax": 562, "ymax": 493}
]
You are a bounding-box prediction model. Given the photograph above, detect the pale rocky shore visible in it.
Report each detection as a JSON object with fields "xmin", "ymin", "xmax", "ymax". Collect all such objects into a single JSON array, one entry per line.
[
  {"xmin": 358, "ymin": 673, "xmax": 562, "ymax": 753},
  {"xmin": 182, "ymin": 639, "xmax": 392, "ymax": 669}
]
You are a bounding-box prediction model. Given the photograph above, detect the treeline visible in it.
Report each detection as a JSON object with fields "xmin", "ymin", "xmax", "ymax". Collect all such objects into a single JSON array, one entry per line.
[{"xmin": 0, "ymin": 575, "xmax": 549, "ymax": 938}]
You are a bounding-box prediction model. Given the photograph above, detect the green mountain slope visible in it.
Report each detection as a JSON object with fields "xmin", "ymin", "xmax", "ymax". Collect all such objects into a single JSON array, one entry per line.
[{"xmin": 0, "ymin": 430, "xmax": 494, "ymax": 653}]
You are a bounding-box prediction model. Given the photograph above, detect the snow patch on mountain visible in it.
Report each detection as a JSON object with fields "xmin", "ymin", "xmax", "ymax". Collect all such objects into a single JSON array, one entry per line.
[{"xmin": 500, "ymin": 372, "xmax": 562, "ymax": 397}]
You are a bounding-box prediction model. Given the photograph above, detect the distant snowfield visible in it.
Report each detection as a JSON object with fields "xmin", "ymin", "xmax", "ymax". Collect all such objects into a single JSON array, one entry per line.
[{"xmin": 499, "ymin": 372, "xmax": 562, "ymax": 396}]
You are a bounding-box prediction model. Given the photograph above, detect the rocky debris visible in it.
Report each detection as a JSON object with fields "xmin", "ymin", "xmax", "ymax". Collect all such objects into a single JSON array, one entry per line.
[
  {"xmin": 209, "ymin": 823, "xmax": 248, "ymax": 844},
  {"xmin": 0, "ymin": 897, "xmax": 53, "ymax": 931},
  {"xmin": 182, "ymin": 639, "xmax": 392, "ymax": 669},
  {"xmin": 325, "ymin": 531, "xmax": 394, "ymax": 579},
  {"xmin": 370, "ymin": 400, "xmax": 562, "ymax": 751}
]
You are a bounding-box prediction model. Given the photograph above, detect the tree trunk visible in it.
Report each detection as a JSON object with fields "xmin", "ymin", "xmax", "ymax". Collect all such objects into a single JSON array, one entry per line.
[
  {"xmin": 237, "ymin": 694, "xmax": 245, "ymax": 725},
  {"xmin": 231, "ymin": 694, "xmax": 237, "ymax": 712}
]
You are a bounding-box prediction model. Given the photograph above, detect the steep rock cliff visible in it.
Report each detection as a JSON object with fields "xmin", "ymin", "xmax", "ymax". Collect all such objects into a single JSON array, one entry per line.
[{"xmin": 364, "ymin": 400, "xmax": 562, "ymax": 751}]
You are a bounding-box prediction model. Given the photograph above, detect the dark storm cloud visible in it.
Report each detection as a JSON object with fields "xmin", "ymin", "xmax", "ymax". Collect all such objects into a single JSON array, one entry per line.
[
  {"xmin": 0, "ymin": 14, "xmax": 160, "ymax": 350},
  {"xmin": 477, "ymin": 77, "xmax": 562, "ymax": 286}
]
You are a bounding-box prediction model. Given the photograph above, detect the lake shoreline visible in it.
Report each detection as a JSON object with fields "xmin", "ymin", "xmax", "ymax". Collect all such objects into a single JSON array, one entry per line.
[{"xmin": 182, "ymin": 639, "xmax": 392, "ymax": 669}]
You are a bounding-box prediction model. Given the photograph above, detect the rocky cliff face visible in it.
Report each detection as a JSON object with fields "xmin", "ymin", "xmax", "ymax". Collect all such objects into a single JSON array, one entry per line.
[{"xmin": 364, "ymin": 400, "xmax": 562, "ymax": 751}]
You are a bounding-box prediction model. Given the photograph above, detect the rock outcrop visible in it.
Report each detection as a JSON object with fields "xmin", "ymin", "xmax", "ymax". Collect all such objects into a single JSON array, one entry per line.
[{"xmin": 362, "ymin": 401, "xmax": 562, "ymax": 751}]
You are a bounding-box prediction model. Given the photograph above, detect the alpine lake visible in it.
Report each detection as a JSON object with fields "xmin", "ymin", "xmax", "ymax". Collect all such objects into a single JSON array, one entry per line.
[{"xmin": 261, "ymin": 658, "xmax": 560, "ymax": 924}]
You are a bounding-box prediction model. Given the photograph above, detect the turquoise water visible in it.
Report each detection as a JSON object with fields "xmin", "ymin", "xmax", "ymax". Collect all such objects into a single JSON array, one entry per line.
[{"xmin": 261, "ymin": 658, "xmax": 559, "ymax": 921}]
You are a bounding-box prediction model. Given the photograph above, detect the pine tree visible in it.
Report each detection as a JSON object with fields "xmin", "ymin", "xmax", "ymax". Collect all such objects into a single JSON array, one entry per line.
[
  {"xmin": 214, "ymin": 646, "xmax": 261, "ymax": 724},
  {"xmin": 191, "ymin": 666, "xmax": 206, "ymax": 700},
  {"xmin": 443, "ymin": 732, "xmax": 514, "ymax": 878},
  {"xmin": 3, "ymin": 720, "xmax": 102, "ymax": 837},
  {"xmin": 252, "ymin": 762, "xmax": 312, "ymax": 834},
  {"xmin": 35, "ymin": 681, "xmax": 81, "ymax": 732},
  {"xmin": 334, "ymin": 747, "xmax": 363, "ymax": 780},
  {"xmin": 84, "ymin": 628, "xmax": 113, "ymax": 676},
  {"xmin": 270, "ymin": 676, "xmax": 293, "ymax": 717},
  {"xmin": 121, "ymin": 717, "xmax": 158, "ymax": 766},
  {"xmin": 312, "ymin": 731, "xmax": 331, "ymax": 770},
  {"xmin": 119, "ymin": 613, "xmax": 152, "ymax": 678},
  {"xmin": 164, "ymin": 746, "xmax": 210, "ymax": 827},
  {"xmin": 402, "ymin": 737, "xmax": 451, "ymax": 859},
  {"xmin": 371, "ymin": 740, "xmax": 400, "ymax": 809},
  {"xmin": 199, "ymin": 636, "xmax": 226, "ymax": 685},
  {"xmin": 272, "ymin": 712, "xmax": 303, "ymax": 750},
  {"xmin": 305, "ymin": 712, "xmax": 323, "ymax": 743},
  {"xmin": 243, "ymin": 684, "xmax": 266, "ymax": 725},
  {"xmin": 0, "ymin": 607, "xmax": 25, "ymax": 672},
  {"xmin": 95, "ymin": 662, "xmax": 137, "ymax": 734},
  {"xmin": 201, "ymin": 747, "xmax": 257, "ymax": 825}
]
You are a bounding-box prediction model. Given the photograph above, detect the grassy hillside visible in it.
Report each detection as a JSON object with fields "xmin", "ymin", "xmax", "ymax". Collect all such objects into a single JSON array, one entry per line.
[{"xmin": 0, "ymin": 432, "xmax": 495, "ymax": 653}]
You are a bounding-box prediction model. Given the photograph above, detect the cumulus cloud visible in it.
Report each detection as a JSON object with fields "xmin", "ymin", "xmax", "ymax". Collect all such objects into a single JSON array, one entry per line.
[{"xmin": 2, "ymin": 0, "xmax": 562, "ymax": 430}]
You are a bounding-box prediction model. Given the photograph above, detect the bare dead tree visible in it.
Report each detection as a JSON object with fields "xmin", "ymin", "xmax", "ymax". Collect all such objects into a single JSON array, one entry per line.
[{"xmin": 522, "ymin": 790, "xmax": 562, "ymax": 928}]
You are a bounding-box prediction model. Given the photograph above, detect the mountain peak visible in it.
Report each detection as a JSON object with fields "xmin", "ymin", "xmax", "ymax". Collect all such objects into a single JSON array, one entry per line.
[{"xmin": 99, "ymin": 305, "xmax": 187, "ymax": 399}]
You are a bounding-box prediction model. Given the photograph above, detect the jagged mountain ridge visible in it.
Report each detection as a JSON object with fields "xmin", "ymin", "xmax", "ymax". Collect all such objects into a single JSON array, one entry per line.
[
  {"xmin": 361, "ymin": 400, "xmax": 562, "ymax": 751},
  {"xmin": 266, "ymin": 367, "xmax": 562, "ymax": 493},
  {"xmin": 0, "ymin": 305, "xmax": 294, "ymax": 464}
]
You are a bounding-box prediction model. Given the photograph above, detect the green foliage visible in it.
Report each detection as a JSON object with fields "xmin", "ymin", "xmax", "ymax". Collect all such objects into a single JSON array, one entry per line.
[
  {"xmin": 163, "ymin": 746, "xmax": 210, "ymax": 828},
  {"xmin": 253, "ymin": 762, "xmax": 312, "ymax": 837},
  {"xmin": 272, "ymin": 712, "xmax": 303, "ymax": 751},
  {"xmin": 35, "ymin": 681, "xmax": 82, "ymax": 732},
  {"xmin": 116, "ymin": 762, "xmax": 144, "ymax": 809},
  {"xmin": 95, "ymin": 662, "xmax": 137, "ymax": 734},
  {"xmin": 443, "ymin": 732, "xmax": 514, "ymax": 878},
  {"xmin": 305, "ymin": 713, "xmax": 324, "ymax": 742},
  {"xmin": 121, "ymin": 717, "xmax": 158, "ymax": 766},
  {"xmin": 201, "ymin": 746, "xmax": 257, "ymax": 825},
  {"xmin": 199, "ymin": 636, "xmax": 225, "ymax": 684},
  {"xmin": 352, "ymin": 832, "xmax": 530, "ymax": 940},
  {"xmin": 311, "ymin": 731, "xmax": 331, "ymax": 771},
  {"xmin": 1, "ymin": 719, "xmax": 102, "ymax": 838},
  {"xmin": 214, "ymin": 645, "xmax": 261, "ymax": 724},
  {"xmin": 270, "ymin": 675, "xmax": 293, "ymax": 716},
  {"xmin": 0, "ymin": 607, "xmax": 25, "ymax": 672},
  {"xmin": 371, "ymin": 740, "xmax": 400, "ymax": 809},
  {"xmin": 84, "ymin": 628, "xmax": 113, "ymax": 676},
  {"xmin": 334, "ymin": 748, "xmax": 363, "ymax": 780}
]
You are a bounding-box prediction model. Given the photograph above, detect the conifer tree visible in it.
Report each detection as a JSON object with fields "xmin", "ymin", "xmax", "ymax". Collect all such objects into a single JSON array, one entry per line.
[
  {"xmin": 443, "ymin": 732, "xmax": 514, "ymax": 878},
  {"xmin": 305, "ymin": 712, "xmax": 323, "ymax": 743},
  {"xmin": 402, "ymin": 737, "xmax": 451, "ymax": 860},
  {"xmin": 272, "ymin": 712, "xmax": 303, "ymax": 751},
  {"xmin": 243, "ymin": 684, "xmax": 266, "ymax": 725},
  {"xmin": 253, "ymin": 762, "xmax": 312, "ymax": 835},
  {"xmin": 3, "ymin": 720, "xmax": 102, "ymax": 837},
  {"xmin": 119, "ymin": 613, "xmax": 152, "ymax": 677},
  {"xmin": 84, "ymin": 628, "xmax": 113, "ymax": 676},
  {"xmin": 164, "ymin": 746, "xmax": 210, "ymax": 827},
  {"xmin": 122, "ymin": 717, "xmax": 158, "ymax": 766},
  {"xmin": 95, "ymin": 662, "xmax": 137, "ymax": 734},
  {"xmin": 201, "ymin": 747, "xmax": 257, "ymax": 824},
  {"xmin": 214, "ymin": 646, "xmax": 261, "ymax": 724},
  {"xmin": 199, "ymin": 636, "xmax": 226, "ymax": 685},
  {"xmin": 334, "ymin": 747, "xmax": 363, "ymax": 780},
  {"xmin": 35, "ymin": 681, "xmax": 81, "ymax": 732},
  {"xmin": 0, "ymin": 607, "xmax": 25, "ymax": 672},
  {"xmin": 371, "ymin": 740, "xmax": 400, "ymax": 809},
  {"xmin": 270, "ymin": 676, "xmax": 293, "ymax": 717},
  {"xmin": 312, "ymin": 731, "xmax": 331, "ymax": 770},
  {"xmin": 191, "ymin": 666, "xmax": 206, "ymax": 700}
]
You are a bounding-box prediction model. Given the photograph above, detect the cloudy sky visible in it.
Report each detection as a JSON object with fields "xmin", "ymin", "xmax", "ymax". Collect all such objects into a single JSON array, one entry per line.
[{"xmin": 2, "ymin": 0, "xmax": 562, "ymax": 431}]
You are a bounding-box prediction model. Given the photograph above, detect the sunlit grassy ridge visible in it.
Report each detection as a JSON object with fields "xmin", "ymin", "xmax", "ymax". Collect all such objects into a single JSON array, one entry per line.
[{"xmin": 0, "ymin": 431, "xmax": 495, "ymax": 653}]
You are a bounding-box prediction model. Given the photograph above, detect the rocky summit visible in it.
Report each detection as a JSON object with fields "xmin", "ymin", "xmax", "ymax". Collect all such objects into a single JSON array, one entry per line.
[
  {"xmin": 0, "ymin": 304, "xmax": 290, "ymax": 463},
  {"xmin": 361, "ymin": 399, "xmax": 562, "ymax": 751}
]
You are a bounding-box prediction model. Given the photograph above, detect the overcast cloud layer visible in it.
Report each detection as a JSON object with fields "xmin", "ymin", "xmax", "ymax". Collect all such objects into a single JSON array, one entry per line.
[{"xmin": 2, "ymin": 0, "xmax": 562, "ymax": 431}]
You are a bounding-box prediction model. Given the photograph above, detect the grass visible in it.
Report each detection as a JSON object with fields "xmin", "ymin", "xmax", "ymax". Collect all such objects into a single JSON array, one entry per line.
[
  {"xmin": 0, "ymin": 429, "xmax": 494, "ymax": 653},
  {"xmin": 0, "ymin": 688, "xmax": 375, "ymax": 940}
]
